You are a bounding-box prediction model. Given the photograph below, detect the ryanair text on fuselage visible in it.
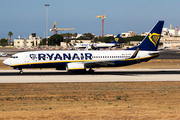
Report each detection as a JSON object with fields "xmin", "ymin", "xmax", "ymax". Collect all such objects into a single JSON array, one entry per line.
[{"xmin": 32, "ymin": 53, "xmax": 93, "ymax": 61}]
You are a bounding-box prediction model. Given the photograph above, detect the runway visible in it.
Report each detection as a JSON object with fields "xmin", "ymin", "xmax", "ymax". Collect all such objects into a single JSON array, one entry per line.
[
  {"xmin": 0, "ymin": 69, "xmax": 180, "ymax": 83},
  {"xmin": 0, "ymin": 57, "xmax": 8, "ymax": 60}
]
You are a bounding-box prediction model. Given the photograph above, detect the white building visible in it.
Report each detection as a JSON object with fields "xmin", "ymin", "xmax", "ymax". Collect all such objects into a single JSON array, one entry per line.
[
  {"xmin": 160, "ymin": 35, "xmax": 180, "ymax": 49},
  {"xmin": 141, "ymin": 32, "xmax": 149, "ymax": 36},
  {"xmin": 14, "ymin": 33, "xmax": 42, "ymax": 48},
  {"xmin": 121, "ymin": 31, "xmax": 138, "ymax": 38},
  {"xmin": 163, "ymin": 24, "xmax": 179, "ymax": 37},
  {"xmin": 160, "ymin": 24, "xmax": 180, "ymax": 49},
  {"xmin": 105, "ymin": 34, "xmax": 114, "ymax": 37}
]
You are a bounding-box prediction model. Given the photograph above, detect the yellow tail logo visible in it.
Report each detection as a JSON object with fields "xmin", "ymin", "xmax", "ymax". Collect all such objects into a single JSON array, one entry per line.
[
  {"xmin": 115, "ymin": 38, "xmax": 119, "ymax": 42},
  {"xmin": 148, "ymin": 33, "xmax": 161, "ymax": 47}
]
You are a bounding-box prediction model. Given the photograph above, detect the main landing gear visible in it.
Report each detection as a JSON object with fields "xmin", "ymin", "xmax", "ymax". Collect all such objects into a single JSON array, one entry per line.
[
  {"xmin": 19, "ymin": 70, "xmax": 23, "ymax": 74},
  {"xmin": 88, "ymin": 68, "xmax": 94, "ymax": 73}
]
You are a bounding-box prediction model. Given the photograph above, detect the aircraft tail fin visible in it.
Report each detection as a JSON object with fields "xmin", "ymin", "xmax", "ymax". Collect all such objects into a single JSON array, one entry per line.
[
  {"xmin": 127, "ymin": 21, "xmax": 164, "ymax": 51},
  {"xmin": 111, "ymin": 34, "xmax": 120, "ymax": 43}
]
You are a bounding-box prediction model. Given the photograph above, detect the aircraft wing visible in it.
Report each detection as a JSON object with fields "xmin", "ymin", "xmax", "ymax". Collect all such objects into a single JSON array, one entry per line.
[
  {"xmin": 84, "ymin": 47, "xmax": 140, "ymax": 67},
  {"xmin": 84, "ymin": 58, "xmax": 125, "ymax": 67}
]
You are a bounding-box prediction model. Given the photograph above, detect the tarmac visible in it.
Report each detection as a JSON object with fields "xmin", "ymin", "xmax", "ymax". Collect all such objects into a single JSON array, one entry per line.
[
  {"xmin": 0, "ymin": 69, "xmax": 180, "ymax": 83},
  {"xmin": 0, "ymin": 57, "xmax": 7, "ymax": 60}
]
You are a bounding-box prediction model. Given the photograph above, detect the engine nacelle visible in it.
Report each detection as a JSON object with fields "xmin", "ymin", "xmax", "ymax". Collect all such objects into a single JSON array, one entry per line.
[{"xmin": 66, "ymin": 62, "xmax": 86, "ymax": 72}]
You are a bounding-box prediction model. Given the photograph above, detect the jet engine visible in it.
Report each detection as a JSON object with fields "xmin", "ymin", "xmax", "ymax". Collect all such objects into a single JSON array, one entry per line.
[{"xmin": 66, "ymin": 62, "xmax": 86, "ymax": 72}]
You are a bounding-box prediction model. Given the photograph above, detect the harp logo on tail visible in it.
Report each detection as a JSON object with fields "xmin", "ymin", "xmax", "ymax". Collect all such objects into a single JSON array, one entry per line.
[
  {"xmin": 148, "ymin": 33, "xmax": 161, "ymax": 47},
  {"xmin": 115, "ymin": 38, "xmax": 119, "ymax": 42}
]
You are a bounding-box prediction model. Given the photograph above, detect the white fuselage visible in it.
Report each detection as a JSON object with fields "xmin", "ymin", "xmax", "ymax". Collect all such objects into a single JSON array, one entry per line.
[
  {"xmin": 74, "ymin": 43, "xmax": 116, "ymax": 49},
  {"xmin": 3, "ymin": 50, "xmax": 155, "ymax": 68}
]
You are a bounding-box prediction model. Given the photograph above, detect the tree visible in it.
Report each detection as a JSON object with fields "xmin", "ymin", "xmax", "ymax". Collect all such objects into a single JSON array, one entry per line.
[
  {"xmin": 0, "ymin": 38, "xmax": 8, "ymax": 46},
  {"xmin": 92, "ymin": 36, "xmax": 114, "ymax": 43},
  {"xmin": 50, "ymin": 34, "xmax": 63, "ymax": 46},
  {"xmin": 61, "ymin": 33, "xmax": 66, "ymax": 38},
  {"xmin": 8, "ymin": 31, "xmax": 13, "ymax": 45},
  {"xmin": 40, "ymin": 38, "xmax": 46, "ymax": 45},
  {"xmin": 102, "ymin": 36, "xmax": 114, "ymax": 43},
  {"xmin": 64, "ymin": 33, "xmax": 72, "ymax": 47},
  {"xmin": 39, "ymin": 34, "xmax": 63, "ymax": 46},
  {"xmin": 119, "ymin": 36, "xmax": 145, "ymax": 43},
  {"xmin": 92, "ymin": 37, "xmax": 100, "ymax": 43},
  {"xmin": 72, "ymin": 33, "xmax": 77, "ymax": 39},
  {"xmin": 83, "ymin": 33, "xmax": 95, "ymax": 40},
  {"xmin": 76, "ymin": 33, "xmax": 95, "ymax": 40}
]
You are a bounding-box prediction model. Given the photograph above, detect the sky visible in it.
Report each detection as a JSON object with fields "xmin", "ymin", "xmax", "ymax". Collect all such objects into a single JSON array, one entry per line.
[{"xmin": 0, "ymin": 0, "xmax": 180, "ymax": 40}]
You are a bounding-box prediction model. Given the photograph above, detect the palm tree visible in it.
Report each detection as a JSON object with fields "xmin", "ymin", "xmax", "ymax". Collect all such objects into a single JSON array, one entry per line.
[
  {"xmin": 65, "ymin": 33, "xmax": 72, "ymax": 47},
  {"xmin": 61, "ymin": 33, "xmax": 66, "ymax": 39},
  {"xmin": 8, "ymin": 31, "xmax": 13, "ymax": 45},
  {"xmin": 73, "ymin": 33, "xmax": 77, "ymax": 39}
]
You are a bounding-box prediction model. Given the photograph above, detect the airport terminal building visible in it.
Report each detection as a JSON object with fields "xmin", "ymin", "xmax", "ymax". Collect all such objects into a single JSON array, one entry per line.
[{"xmin": 14, "ymin": 33, "xmax": 42, "ymax": 48}]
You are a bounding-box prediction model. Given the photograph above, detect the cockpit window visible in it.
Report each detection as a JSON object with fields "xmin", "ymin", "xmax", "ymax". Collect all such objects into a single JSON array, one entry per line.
[{"xmin": 11, "ymin": 56, "xmax": 18, "ymax": 59}]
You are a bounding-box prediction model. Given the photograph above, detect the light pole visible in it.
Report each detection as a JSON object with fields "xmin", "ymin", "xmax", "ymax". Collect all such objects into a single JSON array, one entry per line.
[{"xmin": 45, "ymin": 4, "xmax": 49, "ymax": 47}]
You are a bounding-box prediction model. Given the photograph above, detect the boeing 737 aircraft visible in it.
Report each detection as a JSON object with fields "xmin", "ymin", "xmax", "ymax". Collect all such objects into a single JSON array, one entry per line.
[
  {"xmin": 74, "ymin": 34, "xmax": 120, "ymax": 50},
  {"xmin": 3, "ymin": 21, "xmax": 164, "ymax": 74}
]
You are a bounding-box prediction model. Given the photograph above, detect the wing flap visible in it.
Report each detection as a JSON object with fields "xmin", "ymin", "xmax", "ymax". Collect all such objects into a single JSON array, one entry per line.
[{"xmin": 84, "ymin": 59, "xmax": 119, "ymax": 67}]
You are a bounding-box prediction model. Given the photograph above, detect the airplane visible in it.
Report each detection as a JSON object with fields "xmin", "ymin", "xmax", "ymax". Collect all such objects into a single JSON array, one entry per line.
[
  {"xmin": 74, "ymin": 34, "xmax": 120, "ymax": 50},
  {"xmin": 3, "ymin": 21, "xmax": 164, "ymax": 74}
]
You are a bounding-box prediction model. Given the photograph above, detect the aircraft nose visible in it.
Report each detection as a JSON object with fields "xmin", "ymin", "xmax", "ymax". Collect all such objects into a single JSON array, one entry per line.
[{"xmin": 3, "ymin": 59, "xmax": 10, "ymax": 66}]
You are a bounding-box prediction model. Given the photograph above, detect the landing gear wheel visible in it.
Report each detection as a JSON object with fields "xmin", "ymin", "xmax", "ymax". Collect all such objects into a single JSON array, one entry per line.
[
  {"xmin": 88, "ymin": 68, "xmax": 94, "ymax": 73},
  {"xmin": 19, "ymin": 70, "xmax": 23, "ymax": 75}
]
